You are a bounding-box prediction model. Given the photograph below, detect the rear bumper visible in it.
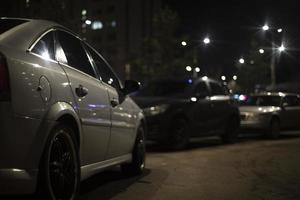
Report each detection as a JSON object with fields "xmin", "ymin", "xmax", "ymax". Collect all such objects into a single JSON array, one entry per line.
[
  {"xmin": 0, "ymin": 169, "xmax": 38, "ymax": 194},
  {"xmin": 0, "ymin": 102, "xmax": 55, "ymax": 194}
]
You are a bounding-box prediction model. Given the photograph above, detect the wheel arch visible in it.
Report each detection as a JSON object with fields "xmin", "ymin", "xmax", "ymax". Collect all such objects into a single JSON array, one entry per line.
[{"xmin": 45, "ymin": 102, "xmax": 82, "ymax": 148}]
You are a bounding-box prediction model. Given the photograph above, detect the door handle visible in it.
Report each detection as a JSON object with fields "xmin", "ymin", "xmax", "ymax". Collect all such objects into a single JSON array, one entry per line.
[
  {"xmin": 75, "ymin": 85, "xmax": 88, "ymax": 97},
  {"xmin": 110, "ymin": 98, "xmax": 119, "ymax": 107}
]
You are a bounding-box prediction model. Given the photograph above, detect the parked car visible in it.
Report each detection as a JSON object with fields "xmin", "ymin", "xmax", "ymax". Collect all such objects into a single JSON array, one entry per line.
[
  {"xmin": 0, "ymin": 18, "xmax": 146, "ymax": 199},
  {"xmin": 131, "ymin": 77, "xmax": 240, "ymax": 149},
  {"xmin": 239, "ymin": 92, "xmax": 300, "ymax": 138}
]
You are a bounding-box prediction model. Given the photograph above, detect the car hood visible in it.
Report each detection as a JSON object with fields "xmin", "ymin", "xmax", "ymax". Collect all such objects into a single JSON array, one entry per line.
[
  {"xmin": 131, "ymin": 96, "xmax": 186, "ymax": 109},
  {"xmin": 239, "ymin": 106, "xmax": 281, "ymax": 114}
]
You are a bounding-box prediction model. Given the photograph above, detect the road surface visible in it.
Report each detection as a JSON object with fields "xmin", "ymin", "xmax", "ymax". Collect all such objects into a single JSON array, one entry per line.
[{"xmin": 4, "ymin": 132, "xmax": 300, "ymax": 200}]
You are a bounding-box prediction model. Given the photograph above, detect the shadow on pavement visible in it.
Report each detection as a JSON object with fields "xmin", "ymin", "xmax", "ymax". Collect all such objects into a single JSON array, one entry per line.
[
  {"xmin": 0, "ymin": 169, "xmax": 152, "ymax": 200},
  {"xmin": 79, "ymin": 168, "xmax": 151, "ymax": 200}
]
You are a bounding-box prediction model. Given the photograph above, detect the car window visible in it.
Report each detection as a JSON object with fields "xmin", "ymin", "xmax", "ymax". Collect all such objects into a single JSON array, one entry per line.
[
  {"xmin": 283, "ymin": 96, "xmax": 300, "ymax": 107},
  {"xmin": 136, "ymin": 80, "xmax": 189, "ymax": 97},
  {"xmin": 84, "ymin": 43, "xmax": 120, "ymax": 89},
  {"xmin": 56, "ymin": 30, "xmax": 96, "ymax": 78},
  {"xmin": 31, "ymin": 31, "xmax": 55, "ymax": 60},
  {"xmin": 210, "ymin": 82, "xmax": 226, "ymax": 96},
  {"xmin": 242, "ymin": 95, "xmax": 282, "ymax": 106},
  {"xmin": 194, "ymin": 81, "xmax": 209, "ymax": 97}
]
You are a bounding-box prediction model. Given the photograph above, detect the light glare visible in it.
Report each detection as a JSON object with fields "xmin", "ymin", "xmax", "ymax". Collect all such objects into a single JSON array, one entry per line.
[
  {"xmin": 239, "ymin": 58, "xmax": 245, "ymax": 64},
  {"xmin": 259, "ymin": 49, "xmax": 264, "ymax": 54},
  {"xmin": 203, "ymin": 37, "xmax": 210, "ymax": 44},
  {"xmin": 186, "ymin": 66, "xmax": 192, "ymax": 72},
  {"xmin": 262, "ymin": 25, "xmax": 269, "ymax": 31}
]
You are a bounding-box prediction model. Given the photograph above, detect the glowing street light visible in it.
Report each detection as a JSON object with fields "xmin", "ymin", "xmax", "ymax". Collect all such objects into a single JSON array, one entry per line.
[
  {"xmin": 85, "ymin": 19, "xmax": 92, "ymax": 25},
  {"xmin": 186, "ymin": 66, "xmax": 192, "ymax": 72},
  {"xmin": 239, "ymin": 58, "xmax": 245, "ymax": 64},
  {"xmin": 221, "ymin": 76, "xmax": 226, "ymax": 81},
  {"xmin": 278, "ymin": 44, "xmax": 286, "ymax": 52},
  {"xmin": 277, "ymin": 28, "xmax": 283, "ymax": 33},
  {"xmin": 203, "ymin": 37, "xmax": 210, "ymax": 44},
  {"xmin": 262, "ymin": 24, "xmax": 269, "ymax": 31},
  {"xmin": 181, "ymin": 41, "xmax": 187, "ymax": 46},
  {"xmin": 195, "ymin": 67, "xmax": 200, "ymax": 73},
  {"xmin": 259, "ymin": 49, "xmax": 265, "ymax": 54},
  {"xmin": 233, "ymin": 75, "xmax": 237, "ymax": 80}
]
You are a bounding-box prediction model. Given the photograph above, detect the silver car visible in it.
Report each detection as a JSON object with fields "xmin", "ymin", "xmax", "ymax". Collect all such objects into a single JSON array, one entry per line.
[
  {"xmin": 239, "ymin": 92, "xmax": 300, "ymax": 138},
  {"xmin": 0, "ymin": 18, "xmax": 146, "ymax": 199}
]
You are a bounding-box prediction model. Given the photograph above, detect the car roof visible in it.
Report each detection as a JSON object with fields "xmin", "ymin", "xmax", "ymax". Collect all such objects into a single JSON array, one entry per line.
[
  {"xmin": 0, "ymin": 17, "xmax": 70, "ymax": 51},
  {"xmin": 147, "ymin": 77, "xmax": 220, "ymax": 84}
]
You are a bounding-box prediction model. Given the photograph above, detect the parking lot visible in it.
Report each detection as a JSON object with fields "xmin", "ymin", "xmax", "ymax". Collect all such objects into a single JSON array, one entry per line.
[
  {"xmin": 3, "ymin": 132, "xmax": 300, "ymax": 200},
  {"xmin": 77, "ymin": 132, "xmax": 300, "ymax": 200}
]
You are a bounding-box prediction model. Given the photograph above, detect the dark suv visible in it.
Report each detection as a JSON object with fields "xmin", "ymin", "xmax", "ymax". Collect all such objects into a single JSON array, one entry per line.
[{"xmin": 131, "ymin": 77, "xmax": 240, "ymax": 149}]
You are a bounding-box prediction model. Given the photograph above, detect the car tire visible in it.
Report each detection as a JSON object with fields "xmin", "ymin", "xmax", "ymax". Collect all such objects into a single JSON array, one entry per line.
[
  {"xmin": 121, "ymin": 126, "xmax": 146, "ymax": 176},
  {"xmin": 36, "ymin": 123, "xmax": 80, "ymax": 200},
  {"xmin": 266, "ymin": 118, "xmax": 280, "ymax": 139},
  {"xmin": 168, "ymin": 118, "xmax": 189, "ymax": 150},
  {"xmin": 221, "ymin": 117, "xmax": 240, "ymax": 144}
]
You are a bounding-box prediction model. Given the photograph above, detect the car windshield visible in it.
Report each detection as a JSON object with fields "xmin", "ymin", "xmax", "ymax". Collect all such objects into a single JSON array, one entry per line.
[
  {"xmin": 0, "ymin": 19, "xmax": 27, "ymax": 35},
  {"xmin": 135, "ymin": 80, "xmax": 190, "ymax": 97},
  {"xmin": 241, "ymin": 95, "xmax": 282, "ymax": 106}
]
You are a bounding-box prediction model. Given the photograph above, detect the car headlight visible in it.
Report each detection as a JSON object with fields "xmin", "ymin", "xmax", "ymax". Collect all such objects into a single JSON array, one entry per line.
[{"xmin": 143, "ymin": 104, "xmax": 169, "ymax": 116}]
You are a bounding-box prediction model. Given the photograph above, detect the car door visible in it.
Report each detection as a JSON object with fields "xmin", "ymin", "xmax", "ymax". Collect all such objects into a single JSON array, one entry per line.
[
  {"xmin": 208, "ymin": 81, "xmax": 231, "ymax": 131},
  {"xmin": 84, "ymin": 44, "xmax": 136, "ymax": 159},
  {"xmin": 55, "ymin": 30, "xmax": 111, "ymax": 165},
  {"xmin": 281, "ymin": 95, "xmax": 300, "ymax": 129},
  {"xmin": 190, "ymin": 80, "xmax": 214, "ymax": 135}
]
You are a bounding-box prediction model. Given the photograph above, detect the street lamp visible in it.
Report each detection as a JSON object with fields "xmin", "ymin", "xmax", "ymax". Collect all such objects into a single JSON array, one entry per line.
[
  {"xmin": 239, "ymin": 58, "xmax": 245, "ymax": 64},
  {"xmin": 203, "ymin": 37, "xmax": 210, "ymax": 45},
  {"xmin": 181, "ymin": 41, "xmax": 187, "ymax": 46},
  {"xmin": 195, "ymin": 67, "xmax": 201, "ymax": 73},
  {"xmin": 221, "ymin": 76, "xmax": 226, "ymax": 81},
  {"xmin": 185, "ymin": 66, "xmax": 192, "ymax": 72},
  {"xmin": 278, "ymin": 44, "xmax": 286, "ymax": 52},
  {"xmin": 259, "ymin": 49, "xmax": 265, "ymax": 54},
  {"xmin": 261, "ymin": 24, "xmax": 284, "ymax": 88},
  {"xmin": 233, "ymin": 75, "xmax": 237, "ymax": 81},
  {"xmin": 262, "ymin": 24, "xmax": 269, "ymax": 31}
]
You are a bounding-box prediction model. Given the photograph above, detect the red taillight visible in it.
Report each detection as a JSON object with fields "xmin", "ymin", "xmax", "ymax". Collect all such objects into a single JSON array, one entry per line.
[{"xmin": 0, "ymin": 53, "xmax": 10, "ymax": 100}]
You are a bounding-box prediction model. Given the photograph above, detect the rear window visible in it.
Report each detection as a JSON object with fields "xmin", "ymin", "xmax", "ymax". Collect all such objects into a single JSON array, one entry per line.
[{"xmin": 0, "ymin": 19, "xmax": 28, "ymax": 34}]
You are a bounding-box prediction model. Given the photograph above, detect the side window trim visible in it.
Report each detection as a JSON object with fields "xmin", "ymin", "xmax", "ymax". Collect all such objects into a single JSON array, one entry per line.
[
  {"xmin": 27, "ymin": 28, "xmax": 55, "ymax": 52},
  {"xmin": 27, "ymin": 29, "xmax": 57, "ymax": 63},
  {"xmin": 83, "ymin": 42, "xmax": 122, "ymax": 89}
]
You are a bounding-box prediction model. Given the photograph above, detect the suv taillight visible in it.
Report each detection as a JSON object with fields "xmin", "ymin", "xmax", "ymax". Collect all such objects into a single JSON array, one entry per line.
[{"xmin": 0, "ymin": 53, "xmax": 10, "ymax": 101}]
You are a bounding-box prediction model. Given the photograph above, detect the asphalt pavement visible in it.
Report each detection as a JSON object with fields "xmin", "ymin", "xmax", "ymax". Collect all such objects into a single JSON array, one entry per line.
[
  {"xmin": 79, "ymin": 132, "xmax": 300, "ymax": 200},
  {"xmin": 4, "ymin": 132, "xmax": 300, "ymax": 200}
]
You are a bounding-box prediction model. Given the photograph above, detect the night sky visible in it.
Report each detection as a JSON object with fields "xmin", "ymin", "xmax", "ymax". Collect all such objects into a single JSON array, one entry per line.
[{"xmin": 164, "ymin": 0, "xmax": 300, "ymax": 82}]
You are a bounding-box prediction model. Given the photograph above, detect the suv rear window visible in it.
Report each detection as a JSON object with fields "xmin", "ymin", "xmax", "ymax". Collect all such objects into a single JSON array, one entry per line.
[{"xmin": 0, "ymin": 19, "xmax": 28, "ymax": 34}]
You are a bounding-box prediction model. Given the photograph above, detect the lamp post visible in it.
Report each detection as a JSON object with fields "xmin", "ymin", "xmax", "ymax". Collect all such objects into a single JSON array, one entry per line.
[{"xmin": 262, "ymin": 24, "xmax": 284, "ymax": 89}]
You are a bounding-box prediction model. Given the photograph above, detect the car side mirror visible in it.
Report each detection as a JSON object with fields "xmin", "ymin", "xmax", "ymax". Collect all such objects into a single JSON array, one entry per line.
[{"xmin": 121, "ymin": 80, "xmax": 140, "ymax": 95}]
